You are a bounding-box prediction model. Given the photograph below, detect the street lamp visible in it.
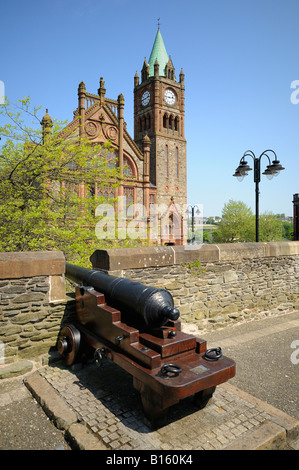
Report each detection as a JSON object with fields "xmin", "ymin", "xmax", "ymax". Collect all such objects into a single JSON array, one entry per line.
[
  {"xmin": 233, "ymin": 150, "xmax": 285, "ymax": 242},
  {"xmin": 186, "ymin": 205, "xmax": 201, "ymax": 244}
]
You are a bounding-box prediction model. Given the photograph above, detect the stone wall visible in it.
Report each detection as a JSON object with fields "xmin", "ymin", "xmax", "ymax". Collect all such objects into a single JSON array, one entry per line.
[
  {"xmin": 1, "ymin": 243, "xmax": 298, "ymax": 366},
  {"xmin": 90, "ymin": 242, "xmax": 299, "ymax": 331},
  {"xmin": 0, "ymin": 251, "xmax": 72, "ymax": 364}
]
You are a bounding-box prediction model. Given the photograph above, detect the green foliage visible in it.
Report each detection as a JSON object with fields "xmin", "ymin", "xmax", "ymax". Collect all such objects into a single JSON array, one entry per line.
[
  {"xmin": 183, "ymin": 259, "xmax": 206, "ymax": 276},
  {"xmin": 0, "ymin": 97, "xmax": 145, "ymax": 267},
  {"xmin": 213, "ymin": 200, "xmax": 254, "ymax": 243},
  {"xmin": 258, "ymin": 212, "xmax": 282, "ymax": 242},
  {"xmin": 282, "ymin": 221, "xmax": 293, "ymax": 240},
  {"xmin": 203, "ymin": 231, "xmax": 210, "ymax": 243},
  {"xmin": 213, "ymin": 199, "xmax": 291, "ymax": 243}
]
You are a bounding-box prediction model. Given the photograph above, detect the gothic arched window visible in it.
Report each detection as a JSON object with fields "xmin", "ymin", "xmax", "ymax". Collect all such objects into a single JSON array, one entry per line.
[
  {"xmin": 104, "ymin": 150, "xmax": 117, "ymax": 169},
  {"xmin": 169, "ymin": 115, "xmax": 174, "ymax": 130},
  {"xmin": 163, "ymin": 113, "xmax": 167, "ymax": 128},
  {"xmin": 175, "ymin": 147, "xmax": 179, "ymax": 178},
  {"xmin": 123, "ymin": 156, "xmax": 135, "ymax": 178},
  {"xmin": 124, "ymin": 186, "xmax": 135, "ymax": 218},
  {"xmin": 97, "ymin": 184, "xmax": 115, "ymax": 201},
  {"xmin": 165, "ymin": 145, "xmax": 168, "ymax": 177}
]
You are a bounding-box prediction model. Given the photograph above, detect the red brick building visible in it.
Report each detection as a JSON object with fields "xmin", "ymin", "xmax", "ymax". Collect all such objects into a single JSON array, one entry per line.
[{"xmin": 42, "ymin": 28, "xmax": 187, "ymax": 245}]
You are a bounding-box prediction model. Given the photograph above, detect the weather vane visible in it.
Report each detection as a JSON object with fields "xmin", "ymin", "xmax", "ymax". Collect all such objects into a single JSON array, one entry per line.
[{"xmin": 157, "ymin": 17, "xmax": 160, "ymax": 29}]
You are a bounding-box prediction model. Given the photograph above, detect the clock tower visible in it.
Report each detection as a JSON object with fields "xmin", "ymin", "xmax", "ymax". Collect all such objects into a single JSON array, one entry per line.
[{"xmin": 134, "ymin": 28, "xmax": 187, "ymax": 217}]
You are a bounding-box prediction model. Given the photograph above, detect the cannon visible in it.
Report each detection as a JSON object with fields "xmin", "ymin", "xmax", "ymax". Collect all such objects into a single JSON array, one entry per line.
[
  {"xmin": 58, "ymin": 263, "xmax": 236, "ymax": 427},
  {"xmin": 64, "ymin": 262, "xmax": 180, "ymax": 328}
]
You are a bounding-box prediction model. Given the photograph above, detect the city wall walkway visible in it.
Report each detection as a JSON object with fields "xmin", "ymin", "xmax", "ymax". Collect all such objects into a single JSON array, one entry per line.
[{"xmin": 1, "ymin": 310, "xmax": 299, "ymax": 452}]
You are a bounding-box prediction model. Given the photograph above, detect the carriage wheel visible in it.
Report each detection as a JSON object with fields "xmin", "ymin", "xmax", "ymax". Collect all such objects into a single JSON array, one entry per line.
[{"xmin": 57, "ymin": 324, "xmax": 81, "ymax": 366}]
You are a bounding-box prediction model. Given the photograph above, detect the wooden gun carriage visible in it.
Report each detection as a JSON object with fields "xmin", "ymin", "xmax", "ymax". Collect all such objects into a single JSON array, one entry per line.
[{"xmin": 58, "ymin": 263, "xmax": 236, "ymax": 426}]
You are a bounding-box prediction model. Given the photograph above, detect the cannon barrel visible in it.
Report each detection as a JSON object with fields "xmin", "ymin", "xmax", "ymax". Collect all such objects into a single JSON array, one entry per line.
[{"xmin": 65, "ymin": 262, "xmax": 180, "ymax": 328}]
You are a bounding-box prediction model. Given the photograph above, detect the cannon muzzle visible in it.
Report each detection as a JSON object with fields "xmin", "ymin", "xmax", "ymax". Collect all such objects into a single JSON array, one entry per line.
[{"xmin": 65, "ymin": 262, "xmax": 180, "ymax": 328}]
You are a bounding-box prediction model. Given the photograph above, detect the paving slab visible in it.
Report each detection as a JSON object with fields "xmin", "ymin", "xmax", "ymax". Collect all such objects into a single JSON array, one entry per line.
[{"xmin": 0, "ymin": 376, "xmax": 71, "ymax": 450}]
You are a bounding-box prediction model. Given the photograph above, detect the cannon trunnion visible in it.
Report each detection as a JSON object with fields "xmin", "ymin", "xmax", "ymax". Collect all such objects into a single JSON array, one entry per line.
[{"xmin": 58, "ymin": 264, "xmax": 236, "ymax": 427}]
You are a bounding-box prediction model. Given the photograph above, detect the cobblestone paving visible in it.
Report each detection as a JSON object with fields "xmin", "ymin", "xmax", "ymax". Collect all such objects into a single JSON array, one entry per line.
[{"xmin": 40, "ymin": 361, "xmax": 273, "ymax": 450}]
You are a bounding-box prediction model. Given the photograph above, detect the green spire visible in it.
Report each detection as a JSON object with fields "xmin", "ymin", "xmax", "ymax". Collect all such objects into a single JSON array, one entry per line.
[{"xmin": 148, "ymin": 28, "xmax": 169, "ymax": 77}]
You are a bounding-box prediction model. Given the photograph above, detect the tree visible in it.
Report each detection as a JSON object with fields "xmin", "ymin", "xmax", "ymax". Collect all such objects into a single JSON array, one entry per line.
[
  {"xmin": 258, "ymin": 212, "xmax": 282, "ymax": 242},
  {"xmin": 282, "ymin": 221, "xmax": 293, "ymax": 240},
  {"xmin": 213, "ymin": 200, "xmax": 286, "ymax": 243},
  {"xmin": 203, "ymin": 230, "xmax": 210, "ymax": 243},
  {"xmin": 0, "ymin": 97, "xmax": 136, "ymax": 266},
  {"xmin": 213, "ymin": 200, "xmax": 255, "ymax": 243}
]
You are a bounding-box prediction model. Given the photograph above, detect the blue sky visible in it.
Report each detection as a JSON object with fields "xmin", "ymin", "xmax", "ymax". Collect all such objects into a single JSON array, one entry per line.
[{"xmin": 1, "ymin": 0, "xmax": 298, "ymax": 217}]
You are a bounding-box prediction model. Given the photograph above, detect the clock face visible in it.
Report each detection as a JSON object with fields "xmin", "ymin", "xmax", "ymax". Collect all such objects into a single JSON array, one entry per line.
[
  {"xmin": 164, "ymin": 89, "xmax": 176, "ymax": 105},
  {"xmin": 141, "ymin": 91, "xmax": 150, "ymax": 106}
]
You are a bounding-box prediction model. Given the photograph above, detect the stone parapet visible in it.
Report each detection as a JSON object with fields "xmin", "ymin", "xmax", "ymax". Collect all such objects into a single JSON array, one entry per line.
[
  {"xmin": 91, "ymin": 241, "xmax": 299, "ymax": 271},
  {"xmin": 90, "ymin": 246, "xmax": 176, "ymax": 271},
  {"xmin": 0, "ymin": 251, "xmax": 70, "ymax": 363},
  {"xmin": 90, "ymin": 242, "xmax": 299, "ymax": 330},
  {"xmin": 0, "ymin": 251, "xmax": 65, "ymax": 280}
]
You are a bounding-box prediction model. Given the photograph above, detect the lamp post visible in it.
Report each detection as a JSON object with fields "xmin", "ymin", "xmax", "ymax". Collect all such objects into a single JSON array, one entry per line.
[
  {"xmin": 233, "ymin": 150, "xmax": 285, "ymax": 242},
  {"xmin": 186, "ymin": 205, "xmax": 201, "ymax": 244}
]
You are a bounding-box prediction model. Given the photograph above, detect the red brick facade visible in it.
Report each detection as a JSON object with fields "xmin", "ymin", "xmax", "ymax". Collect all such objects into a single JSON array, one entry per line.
[{"xmin": 42, "ymin": 30, "xmax": 187, "ymax": 245}]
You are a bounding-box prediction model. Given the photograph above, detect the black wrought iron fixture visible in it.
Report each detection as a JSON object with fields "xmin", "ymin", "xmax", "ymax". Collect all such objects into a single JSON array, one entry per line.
[
  {"xmin": 186, "ymin": 205, "xmax": 201, "ymax": 244},
  {"xmin": 233, "ymin": 150, "xmax": 285, "ymax": 242}
]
